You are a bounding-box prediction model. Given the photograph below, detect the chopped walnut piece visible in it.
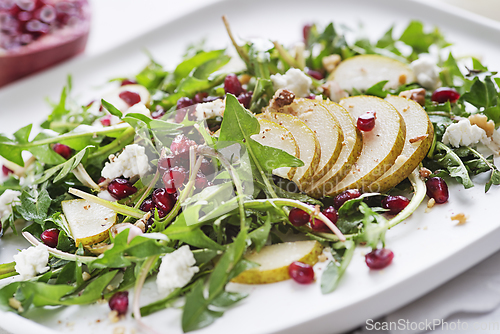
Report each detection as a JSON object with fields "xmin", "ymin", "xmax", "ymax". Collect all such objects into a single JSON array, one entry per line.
[
  {"xmin": 113, "ymin": 327, "xmax": 126, "ymax": 334},
  {"xmin": 82, "ymin": 272, "xmax": 91, "ymax": 281},
  {"xmin": 109, "ymin": 310, "xmax": 120, "ymax": 323},
  {"xmin": 425, "ymin": 198, "xmax": 436, "ymax": 213},
  {"xmin": 322, "ymin": 54, "xmax": 342, "ymax": 73},
  {"xmin": 419, "ymin": 167, "xmax": 432, "ymax": 178},
  {"xmin": 451, "ymin": 213, "xmax": 468, "ymax": 225},
  {"xmin": 398, "ymin": 88, "xmax": 426, "ymax": 106},
  {"xmin": 269, "ymin": 89, "xmax": 295, "ymax": 109},
  {"xmin": 399, "ymin": 73, "xmax": 407, "ymax": 85},
  {"xmin": 318, "ymin": 253, "xmax": 328, "ymax": 262},
  {"xmin": 468, "ymin": 114, "xmax": 495, "ymax": 137},
  {"xmin": 409, "ymin": 134, "xmax": 429, "ymax": 144}
]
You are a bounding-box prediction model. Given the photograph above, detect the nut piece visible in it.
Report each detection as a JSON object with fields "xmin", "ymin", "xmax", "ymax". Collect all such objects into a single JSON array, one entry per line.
[
  {"xmin": 108, "ymin": 310, "xmax": 120, "ymax": 323},
  {"xmin": 419, "ymin": 167, "xmax": 432, "ymax": 178},
  {"xmin": 409, "ymin": 134, "xmax": 429, "ymax": 144},
  {"xmin": 468, "ymin": 114, "xmax": 495, "ymax": 137},
  {"xmin": 451, "ymin": 213, "xmax": 468, "ymax": 225},
  {"xmin": 322, "ymin": 54, "xmax": 341, "ymax": 73},
  {"xmin": 269, "ymin": 89, "xmax": 295, "ymax": 108},
  {"xmin": 399, "ymin": 88, "xmax": 426, "ymax": 106}
]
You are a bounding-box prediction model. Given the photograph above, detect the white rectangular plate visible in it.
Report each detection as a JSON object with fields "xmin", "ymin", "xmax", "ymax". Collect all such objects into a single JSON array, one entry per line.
[{"xmin": 1, "ymin": 0, "xmax": 500, "ymax": 333}]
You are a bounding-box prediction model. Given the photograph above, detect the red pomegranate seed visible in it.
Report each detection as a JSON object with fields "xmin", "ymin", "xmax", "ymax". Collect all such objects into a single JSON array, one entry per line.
[
  {"xmin": 288, "ymin": 208, "xmax": 310, "ymax": 227},
  {"xmin": 139, "ymin": 198, "xmax": 155, "ymax": 212},
  {"xmin": 333, "ymin": 189, "xmax": 361, "ymax": 209},
  {"xmin": 40, "ymin": 228, "xmax": 59, "ymax": 248},
  {"xmin": 176, "ymin": 96, "xmax": 194, "ymax": 110},
  {"xmin": 175, "ymin": 97, "xmax": 195, "ymax": 123},
  {"xmin": 109, "ymin": 291, "xmax": 128, "ymax": 315},
  {"xmin": 382, "ymin": 195, "xmax": 410, "ymax": 215},
  {"xmin": 200, "ymin": 158, "xmax": 215, "ymax": 176},
  {"xmin": 35, "ymin": 5, "xmax": 55, "ymax": 23},
  {"xmin": 306, "ymin": 94, "xmax": 316, "ymax": 100},
  {"xmin": 17, "ymin": 11, "xmax": 31, "ymax": 22},
  {"xmin": 53, "ymin": 143, "xmax": 72, "ymax": 159},
  {"xmin": 162, "ymin": 166, "xmax": 187, "ymax": 194},
  {"xmin": 120, "ymin": 79, "xmax": 137, "ymax": 86},
  {"xmin": 2, "ymin": 165, "xmax": 13, "ymax": 176},
  {"xmin": 288, "ymin": 261, "xmax": 314, "ymax": 284},
  {"xmin": 224, "ymin": 73, "xmax": 243, "ymax": 96},
  {"xmin": 357, "ymin": 111, "xmax": 376, "ymax": 132},
  {"xmin": 303, "ymin": 24, "xmax": 312, "ymax": 44},
  {"xmin": 307, "ymin": 69, "xmax": 324, "ymax": 80},
  {"xmin": 107, "ymin": 178, "xmax": 137, "ymax": 200},
  {"xmin": 311, "ymin": 206, "xmax": 337, "ymax": 232},
  {"xmin": 25, "ymin": 19, "xmax": 48, "ymax": 34},
  {"xmin": 16, "ymin": 0, "xmax": 35, "ymax": 12},
  {"xmin": 170, "ymin": 134, "xmax": 196, "ymax": 156},
  {"xmin": 194, "ymin": 172, "xmax": 209, "ymax": 190},
  {"xmin": 100, "ymin": 115, "xmax": 112, "ymax": 126},
  {"xmin": 193, "ymin": 92, "xmax": 208, "ymax": 104},
  {"xmin": 152, "ymin": 188, "xmax": 176, "ymax": 213},
  {"xmin": 118, "ymin": 90, "xmax": 141, "ymax": 106},
  {"xmin": 151, "ymin": 106, "xmax": 165, "ymax": 119},
  {"xmin": 426, "ymin": 177, "xmax": 449, "ymax": 204},
  {"xmin": 97, "ymin": 176, "xmax": 106, "ymax": 184},
  {"xmin": 365, "ymin": 248, "xmax": 394, "ymax": 269},
  {"xmin": 431, "ymin": 87, "xmax": 460, "ymax": 104},
  {"xmin": 237, "ymin": 91, "xmax": 253, "ymax": 108}
]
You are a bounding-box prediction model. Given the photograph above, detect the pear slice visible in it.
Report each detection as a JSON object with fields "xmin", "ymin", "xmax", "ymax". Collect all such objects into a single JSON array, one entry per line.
[
  {"xmin": 314, "ymin": 96, "xmax": 406, "ymax": 196},
  {"xmin": 257, "ymin": 112, "xmax": 321, "ymax": 189},
  {"xmin": 330, "ymin": 55, "xmax": 415, "ymax": 93},
  {"xmin": 269, "ymin": 98, "xmax": 344, "ymax": 184},
  {"xmin": 62, "ymin": 199, "xmax": 117, "ymax": 246},
  {"xmin": 306, "ymin": 100, "xmax": 363, "ymax": 197},
  {"xmin": 231, "ymin": 240, "xmax": 323, "ymax": 284},
  {"xmin": 251, "ymin": 118, "xmax": 299, "ymax": 180},
  {"xmin": 367, "ymin": 95, "xmax": 434, "ymax": 193}
]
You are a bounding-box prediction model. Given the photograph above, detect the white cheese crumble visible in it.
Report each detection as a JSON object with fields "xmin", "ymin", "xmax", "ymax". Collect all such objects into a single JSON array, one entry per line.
[
  {"xmin": 101, "ymin": 144, "xmax": 151, "ymax": 179},
  {"xmin": 410, "ymin": 57, "xmax": 441, "ymax": 89},
  {"xmin": 195, "ymin": 98, "xmax": 225, "ymax": 121},
  {"xmin": 0, "ymin": 189, "xmax": 21, "ymax": 219},
  {"xmin": 442, "ymin": 119, "xmax": 487, "ymax": 148},
  {"xmin": 98, "ymin": 190, "xmax": 118, "ymax": 202},
  {"xmin": 13, "ymin": 244, "xmax": 50, "ymax": 280},
  {"xmin": 271, "ymin": 68, "xmax": 312, "ymax": 97},
  {"xmin": 156, "ymin": 245, "xmax": 199, "ymax": 295}
]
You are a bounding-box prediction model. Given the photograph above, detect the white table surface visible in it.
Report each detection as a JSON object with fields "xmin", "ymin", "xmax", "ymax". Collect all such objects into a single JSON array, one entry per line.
[{"xmin": 1, "ymin": 0, "xmax": 499, "ymax": 333}]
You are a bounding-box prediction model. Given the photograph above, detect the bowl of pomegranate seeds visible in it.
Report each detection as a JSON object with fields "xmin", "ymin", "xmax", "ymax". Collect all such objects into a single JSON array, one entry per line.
[{"xmin": 0, "ymin": 0, "xmax": 90, "ymax": 87}]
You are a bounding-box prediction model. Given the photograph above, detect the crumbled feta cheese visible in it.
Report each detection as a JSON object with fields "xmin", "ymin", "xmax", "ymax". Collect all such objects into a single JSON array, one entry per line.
[
  {"xmin": 322, "ymin": 54, "xmax": 342, "ymax": 73},
  {"xmin": 156, "ymin": 245, "xmax": 199, "ymax": 295},
  {"xmin": 0, "ymin": 189, "xmax": 21, "ymax": 219},
  {"xmin": 13, "ymin": 244, "xmax": 50, "ymax": 280},
  {"xmin": 101, "ymin": 144, "xmax": 151, "ymax": 179},
  {"xmin": 321, "ymin": 80, "xmax": 348, "ymax": 103},
  {"xmin": 410, "ymin": 57, "xmax": 441, "ymax": 89},
  {"xmin": 271, "ymin": 68, "xmax": 312, "ymax": 97},
  {"xmin": 195, "ymin": 98, "xmax": 225, "ymax": 121},
  {"xmin": 442, "ymin": 119, "xmax": 487, "ymax": 147}
]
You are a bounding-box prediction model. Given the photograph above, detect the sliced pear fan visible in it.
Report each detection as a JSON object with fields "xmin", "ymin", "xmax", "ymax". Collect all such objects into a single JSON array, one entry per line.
[
  {"xmin": 330, "ymin": 54, "xmax": 415, "ymax": 93},
  {"xmin": 258, "ymin": 112, "xmax": 321, "ymax": 189},
  {"xmin": 367, "ymin": 95, "xmax": 434, "ymax": 193},
  {"xmin": 231, "ymin": 240, "xmax": 323, "ymax": 284},
  {"xmin": 269, "ymin": 98, "xmax": 344, "ymax": 184},
  {"xmin": 251, "ymin": 118, "xmax": 299, "ymax": 180},
  {"xmin": 312, "ymin": 96, "xmax": 405, "ymax": 197},
  {"xmin": 62, "ymin": 199, "xmax": 116, "ymax": 246}
]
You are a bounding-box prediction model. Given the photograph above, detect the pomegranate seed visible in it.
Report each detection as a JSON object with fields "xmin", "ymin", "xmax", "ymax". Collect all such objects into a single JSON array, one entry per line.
[
  {"xmin": 118, "ymin": 90, "xmax": 141, "ymax": 106},
  {"xmin": 170, "ymin": 134, "xmax": 196, "ymax": 156},
  {"xmin": 175, "ymin": 97, "xmax": 195, "ymax": 123},
  {"xmin": 194, "ymin": 172, "xmax": 208, "ymax": 190},
  {"xmin": 288, "ymin": 261, "xmax": 314, "ymax": 284},
  {"xmin": 176, "ymin": 97, "xmax": 194, "ymax": 110},
  {"xmin": 162, "ymin": 166, "xmax": 187, "ymax": 194},
  {"xmin": 224, "ymin": 73, "xmax": 243, "ymax": 96},
  {"xmin": 426, "ymin": 177, "xmax": 449, "ymax": 204},
  {"xmin": 25, "ymin": 19, "xmax": 48, "ymax": 34},
  {"xmin": 16, "ymin": 0, "xmax": 35, "ymax": 11},
  {"xmin": 382, "ymin": 195, "xmax": 410, "ymax": 215},
  {"xmin": 357, "ymin": 111, "xmax": 376, "ymax": 132},
  {"xmin": 18, "ymin": 33, "xmax": 31, "ymax": 44},
  {"xmin": 237, "ymin": 91, "xmax": 253, "ymax": 108},
  {"xmin": 152, "ymin": 188, "xmax": 175, "ymax": 213},
  {"xmin": 431, "ymin": 87, "xmax": 460, "ymax": 104},
  {"xmin": 199, "ymin": 158, "xmax": 215, "ymax": 176},
  {"xmin": 158, "ymin": 155, "xmax": 183, "ymax": 172},
  {"xmin": 333, "ymin": 189, "xmax": 361, "ymax": 209},
  {"xmin": 151, "ymin": 106, "xmax": 165, "ymax": 119},
  {"xmin": 53, "ymin": 143, "xmax": 72, "ymax": 159},
  {"xmin": 2, "ymin": 165, "xmax": 13, "ymax": 176},
  {"xmin": 107, "ymin": 178, "xmax": 137, "ymax": 200},
  {"xmin": 365, "ymin": 248, "xmax": 394, "ymax": 269},
  {"xmin": 17, "ymin": 11, "xmax": 31, "ymax": 22},
  {"xmin": 139, "ymin": 198, "xmax": 155, "ymax": 212},
  {"xmin": 193, "ymin": 92, "xmax": 208, "ymax": 104},
  {"xmin": 35, "ymin": 5, "xmax": 55, "ymax": 23},
  {"xmin": 100, "ymin": 115, "xmax": 112, "ymax": 126},
  {"xmin": 120, "ymin": 79, "xmax": 137, "ymax": 86},
  {"xmin": 303, "ymin": 24, "xmax": 312, "ymax": 44},
  {"xmin": 97, "ymin": 176, "xmax": 106, "ymax": 184},
  {"xmin": 109, "ymin": 291, "xmax": 128, "ymax": 315},
  {"xmin": 288, "ymin": 208, "xmax": 310, "ymax": 227},
  {"xmin": 306, "ymin": 94, "xmax": 316, "ymax": 100},
  {"xmin": 40, "ymin": 228, "xmax": 59, "ymax": 248},
  {"xmin": 307, "ymin": 69, "xmax": 324, "ymax": 80},
  {"xmin": 311, "ymin": 206, "xmax": 338, "ymax": 232}
]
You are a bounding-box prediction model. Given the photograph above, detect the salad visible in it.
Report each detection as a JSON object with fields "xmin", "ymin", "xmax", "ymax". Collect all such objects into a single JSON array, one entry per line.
[{"xmin": 1, "ymin": 16, "xmax": 500, "ymax": 334}]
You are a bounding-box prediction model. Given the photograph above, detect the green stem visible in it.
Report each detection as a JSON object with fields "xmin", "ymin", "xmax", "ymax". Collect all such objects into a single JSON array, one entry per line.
[
  {"xmin": 133, "ymin": 255, "xmax": 161, "ymax": 334},
  {"xmin": 0, "ymin": 261, "xmax": 17, "ymax": 279},
  {"xmin": 68, "ymin": 188, "xmax": 144, "ymax": 219},
  {"xmin": 222, "ymin": 15, "xmax": 250, "ymax": 64},
  {"xmin": 273, "ymin": 41, "xmax": 302, "ymax": 69},
  {"xmin": 88, "ymin": 126, "xmax": 136, "ymax": 160}
]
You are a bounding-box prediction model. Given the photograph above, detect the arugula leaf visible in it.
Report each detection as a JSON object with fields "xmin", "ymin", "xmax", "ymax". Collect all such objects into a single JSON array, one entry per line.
[
  {"xmin": 399, "ymin": 21, "xmax": 449, "ymax": 57},
  {"xmin": 164, "ymin": 214, "xmax": 225, "ymax": 251},
  {"xmin": 174, "ymin": 50, "xmax": 227, "ymax": 81},
  {"xmin": 431, "ymin": 142, "xmax": 474, "ymax": 188},
  {"xmin": 181, "ymin": 280, "xmax": 223, "ymax": 332},
  {"xmin": 101, "ymin": 99, "xmax": 123, "ymax": 118},
  {"xmin": 365, "ymin": 80, "xmax": 389, "ymax": 98},
  {"xmin": 61, "ymin": 270, "xmax": 118, "ymax": 305},
  {"xmin": 461, "ymin": 76, "xmax": 498, "ymax": 109},
  {"xmin": 136, "ymin": 57, "xmax": 168, "ymax": 89},
  {"xmin": 16, "ymin": 189, "xmax": 52, "ymax": 225},
  {"xmin": 34, "ymin": 145, "xmax": 93, "ymax": 184},
  {"xmin": 248, "ymin": 215, "xmax": 271, "ymax": 252},
  {"xmin": 321, "ymin": 241, "xmax": 355, "ymax": 294},
  {"xmin": 439, "ymin": 52, "xmax": 464, "ymax": 88},
  {"xmin": 454, "ymin": 146, "xmax": 500, "ymax": 192}
]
